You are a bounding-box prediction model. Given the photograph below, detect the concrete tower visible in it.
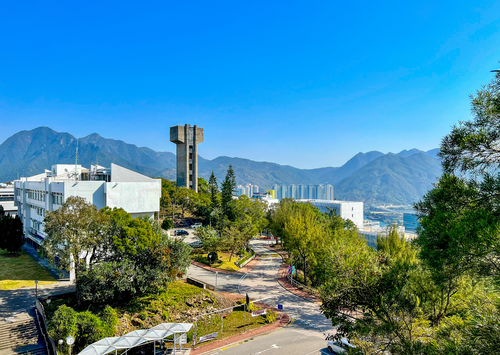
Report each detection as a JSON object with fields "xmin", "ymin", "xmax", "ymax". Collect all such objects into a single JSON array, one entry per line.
[{"xmin": 170, "ymin": 124, "xmax": 204, "ymax": 192}]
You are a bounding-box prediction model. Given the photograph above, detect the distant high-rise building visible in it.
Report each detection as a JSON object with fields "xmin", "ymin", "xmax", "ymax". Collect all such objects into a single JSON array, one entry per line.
[
  {"xmin": 325, "ymin": 184, "xmax": 334, "ymax": 200},
  {"xmin": 170, "ymin": 124, "xmax": 203, "ymax": 192},
  {"xmin": 289, "ymin": 184, "xmax": 296, "ymax": 199},
  {"xmin": 254, "ymin": 185, "xmax": 259, "ymax": 193}
]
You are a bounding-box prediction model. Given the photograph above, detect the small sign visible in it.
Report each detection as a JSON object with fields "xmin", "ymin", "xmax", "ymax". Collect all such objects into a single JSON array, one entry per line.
[
  {"xmin": 251, "ymin": 308, "xmax": 267, "ymax": 317},
  {"xmin": 199, "ymin": 332, "xmax": 217, "ymax": 343},
  {"xmin": 66, "ymin": 335, "xmax": 75, "ymax": 345},
  {"xmin": 178, "ymin": 334, "xmax": 187, "ymax": 344},
  {"xmin": 278, "ymin": 304, "xmax": 283, "ymax": 310}
]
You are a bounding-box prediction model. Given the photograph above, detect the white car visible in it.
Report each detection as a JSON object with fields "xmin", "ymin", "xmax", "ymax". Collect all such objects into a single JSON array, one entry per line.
[{"xmin": 327, "ymin": 338, "xmax": 356, "ymax": 354}]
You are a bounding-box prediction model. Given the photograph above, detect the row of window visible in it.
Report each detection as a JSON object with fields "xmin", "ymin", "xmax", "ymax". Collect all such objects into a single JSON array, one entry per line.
[
  {"xmin": 27, "ymin": 190, "xmax": 46, "ymax": 202},
  {"xmin": 30, "ymin": 218, "xmax": 43, "ymax": 231},
  {"xmin": 30, "ymin": 205, "xmax": 45, "ymax": 217},
  {"xmin": 52, "ymin": 193, "xmax": 63, "ymax": 205}
]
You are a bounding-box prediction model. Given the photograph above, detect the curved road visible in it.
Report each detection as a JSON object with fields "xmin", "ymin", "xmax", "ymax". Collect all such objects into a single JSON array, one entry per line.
[{"xmin": 187, "ymin": 239, "xmax": 335, "ymax": 354}]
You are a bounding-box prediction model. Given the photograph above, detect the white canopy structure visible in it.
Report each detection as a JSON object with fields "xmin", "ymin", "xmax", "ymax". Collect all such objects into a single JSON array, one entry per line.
[{"xmin": 78, "ymin": 323, "xmax": 193, "ymax": 355}]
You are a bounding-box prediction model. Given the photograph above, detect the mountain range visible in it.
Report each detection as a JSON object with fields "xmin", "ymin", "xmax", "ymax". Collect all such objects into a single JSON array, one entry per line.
[{"xmin": 0, "ymin": 127, "xmax": 442, "ymax": 205}]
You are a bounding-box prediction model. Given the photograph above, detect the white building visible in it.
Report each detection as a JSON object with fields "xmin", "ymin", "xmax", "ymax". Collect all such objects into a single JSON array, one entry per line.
[
  {"xmin": 0, "ymin": 187, "xmax": 16, "ymax": 216},
  {"xmin": 297, "ymin": 199, "xmax": 364, "ymax": 229},
  {"xmin": 14, "ymin": 163, "xmax": 161, "ymax": 250}
]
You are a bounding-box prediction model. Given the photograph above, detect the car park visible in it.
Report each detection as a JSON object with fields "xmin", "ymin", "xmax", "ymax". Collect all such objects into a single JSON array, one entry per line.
[{"xmin": 327, "ymin": 338, "xmax": 356, "ymax": 354}]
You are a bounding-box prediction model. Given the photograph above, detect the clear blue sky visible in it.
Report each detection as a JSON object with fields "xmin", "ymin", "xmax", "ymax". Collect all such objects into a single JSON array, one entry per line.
[{"xmin": 1, "ymin": 1, "xmax": 499, "ymax": 169}]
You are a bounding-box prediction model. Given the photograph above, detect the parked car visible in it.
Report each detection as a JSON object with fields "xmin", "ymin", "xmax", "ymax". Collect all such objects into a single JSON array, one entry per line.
[
  {"xmin": 192, "ymin": 223, "xmax": 203, "ymax": 229},
  {"xmin": 327, "ymin": 338, "xmax": 356, "ymax": 354},
  {"xmin": 175, "ymin": 230, "xmax": 189, "ymax": 236},
  {"xmin": 189, "ymin": 241, "xmax": 202, "ymax": 248}
]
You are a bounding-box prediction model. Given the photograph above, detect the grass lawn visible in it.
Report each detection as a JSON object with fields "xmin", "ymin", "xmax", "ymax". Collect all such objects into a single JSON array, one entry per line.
[
  {"xmin": 0, "ymin": 249, "xmax": 57, "ymax": 290},
  {"xmin": 192, "ymin": 252, "xmax": 240, "ymax": 272}
]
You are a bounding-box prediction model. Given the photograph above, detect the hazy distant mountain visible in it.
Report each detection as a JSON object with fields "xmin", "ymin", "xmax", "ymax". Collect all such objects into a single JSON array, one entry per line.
[
  {"xmin": 0, "ymin": 127, "xmax": 442, "ymax": 204},
  {"xmin": 0, "ymin": 127, "xmax": 176, "ymax": 182},
  {"xmin": 334, "ymin": 153, "xmax": 442, "ymax": 204}
]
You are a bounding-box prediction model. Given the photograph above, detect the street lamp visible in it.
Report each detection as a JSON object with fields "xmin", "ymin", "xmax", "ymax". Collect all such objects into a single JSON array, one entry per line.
[
  {"xmin": 58, "ymin": 339, "xmax": 63, "ymax": 354},
  {"xmin": 35, "ymin": 280, "xmax": 38, "ymax": 299},
  {"xmin": 66, "ymin": 336, "xmax": 75, "ymax": 355},
  {"xmin": 215, "ymin": 271, "xmax": 218, "ymax": 292}
]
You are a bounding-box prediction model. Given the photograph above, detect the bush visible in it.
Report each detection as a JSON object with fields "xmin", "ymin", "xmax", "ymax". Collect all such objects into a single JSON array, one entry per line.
[
  {"xmin": 161, "ymin": 218, "xmax": 174, "ymax": 230},
  {"xmin": 247, "ymin": 303, "xmax": 259, "ymax": 312},
  {"xmin": 75, "ymin": 311, "xmax": 105, "ymax": 350},
  {"xmin": 100, "ymin": 306, "xmax": 118, "ymax": 337},
  {"xmin": 139, "ymin": 311, "xmax": 148, "ymax": 320},
  {"xmin": 208, "ymin": 251, "xmax": 218, "ymax": 264},
  {"xmin": 265, "ymin": 309, "xmax": 277, "ymax": 324}
]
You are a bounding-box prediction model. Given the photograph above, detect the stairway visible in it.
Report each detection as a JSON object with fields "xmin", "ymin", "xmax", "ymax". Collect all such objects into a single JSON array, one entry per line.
[{"xmin": 0, "ymin": 310, "xmax": 47, "ymax": 355}]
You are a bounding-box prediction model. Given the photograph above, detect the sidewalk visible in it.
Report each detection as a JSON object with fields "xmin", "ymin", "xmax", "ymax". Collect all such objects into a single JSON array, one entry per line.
[{"xmin": 264, "ymin": 245, "xmax": 322, "ymax": 303}]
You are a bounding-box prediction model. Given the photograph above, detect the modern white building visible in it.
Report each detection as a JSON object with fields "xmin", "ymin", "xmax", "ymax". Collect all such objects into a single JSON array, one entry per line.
[
  {"xmin": 14, "ymin": 163, "xmax": 161, "ymax": 250},
  {"xmin": 297, "ymin": 199, "xmax": 364, "ymax": 229},
  {"xmin": 0, "ymin": 187, "xmax": 16, "ymax": 216}
]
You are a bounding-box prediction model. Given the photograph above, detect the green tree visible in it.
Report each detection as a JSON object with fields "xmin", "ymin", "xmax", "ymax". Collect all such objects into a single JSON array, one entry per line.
[
  {"xmin": 48, "ymin": 305, "xmax": 78, "ymax": 354},
  {"xmin": 221, "ymin": 165, "xmax": 236, "ymax": 220},
  {"xmin": 161, "ymin": 218, "xmax": 174, "ymax": 230},
  {"xmin": 222, "ymin": 224, "xmax": 244, "ymax": 261},
  {"xmin": 440, "ymin": 70, "xmax": 500, "ymax": 176},
  {"xmin": 198, "ymin": 177, "xmax": 209, "ymax": 194},
  {"xmin": 0, "ymin": 213, "xmax": 25, "ymax": 256},
  {"xmin": 208, "ymin": 171, "xmax": 220, "ymax": 208},
  {"xmin": 377, "ymin": 224, "xmax": 419, "ymax": 266},
  {"xmin": 194, "ymin": 226, "xmax": 221, "ymax": 263},
  {"xmin": 42, "ymin": 196, "xmax": 110, "ymax": 280}
]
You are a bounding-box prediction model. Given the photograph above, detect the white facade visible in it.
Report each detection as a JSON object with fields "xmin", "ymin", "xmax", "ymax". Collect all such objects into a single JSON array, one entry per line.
[
  {"xmin": 14, "ymin": 163, "xmax": 161, "ymax": 249},
  {"xmin": 0, "ymin": 187, "xmax": 16, "ymax": 216},
  {"xmin": 297, "ymin": 199, "xmax": 364, "ymax": 229}
]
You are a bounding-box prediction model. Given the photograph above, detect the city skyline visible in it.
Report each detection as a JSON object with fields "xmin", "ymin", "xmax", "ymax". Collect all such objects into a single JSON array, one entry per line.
[{"xmin": 1, "ymin": 1, "xmax": 500, "ymax": 169}]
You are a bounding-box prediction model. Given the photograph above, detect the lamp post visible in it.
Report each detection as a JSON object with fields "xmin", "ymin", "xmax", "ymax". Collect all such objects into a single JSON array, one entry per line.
[
  {"xmin": 58, "ymin": 339, "xmax": 63, "ymax": 354},
  {"xmin": 35, "ymin": 280, "xmax": 38, "ymax": 299},
  {"xmin": 66, "ymin": 335, "xmax": 75, "ymax": 355},
  {"xmin": 215, "ymin": 271, "xmax": 218, "ymax": 292}
]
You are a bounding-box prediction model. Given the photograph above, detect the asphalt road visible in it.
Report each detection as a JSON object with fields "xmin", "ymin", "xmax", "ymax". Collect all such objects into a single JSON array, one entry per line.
[
  {"xmin": 203, "ymin": 325, "xmax": 332, "ymax": 355},
  {"xmin": 186, "ymin": 239, "xmax": 337, "ymax": 355}
]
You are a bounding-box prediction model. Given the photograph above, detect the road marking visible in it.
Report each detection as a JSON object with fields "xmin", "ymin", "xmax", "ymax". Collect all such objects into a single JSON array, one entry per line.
[
  {"xmin": 303, "ymin": 347, "xmax": 329, "ymax": 355},
  {"xmin": 255, "ymin": 343, "xmax": 280, "ymax": 354}
]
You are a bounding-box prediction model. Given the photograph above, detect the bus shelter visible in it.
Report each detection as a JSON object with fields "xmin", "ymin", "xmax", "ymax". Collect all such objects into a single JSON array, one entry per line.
[{"xmin": 78, "ymin": 323, "xmax": 193, "ymax": 355}]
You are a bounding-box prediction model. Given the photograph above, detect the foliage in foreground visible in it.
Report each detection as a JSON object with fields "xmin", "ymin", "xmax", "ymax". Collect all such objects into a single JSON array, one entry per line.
[{"xmin": 318, "ymin": 68, "xmax": 500, "ymax": 354}]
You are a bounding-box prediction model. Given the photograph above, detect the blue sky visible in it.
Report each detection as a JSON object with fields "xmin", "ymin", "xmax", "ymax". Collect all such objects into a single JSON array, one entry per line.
[{"xmin": 1, "ymin": 1, "xmax": 499, "ymax": 169}]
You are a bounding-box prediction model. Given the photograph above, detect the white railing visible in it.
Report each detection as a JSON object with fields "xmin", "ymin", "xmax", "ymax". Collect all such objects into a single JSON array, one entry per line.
[{"xmin": 286, "ymin": 273, "xmax": 319, "ymax": 296}]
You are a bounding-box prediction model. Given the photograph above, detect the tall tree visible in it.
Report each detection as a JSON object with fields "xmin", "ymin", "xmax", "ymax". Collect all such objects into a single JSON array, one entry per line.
[
  {"xmin": 221, "ymin": 165, "xmax": 236, "ymax": 220},
  {"xmin": 208, "ymin": 171, "xmax": 219, "ymax": 208},
  {"xmin": 43, "ymin": 196, "xmax": 110, "ymax": 281},
  {"xmin": 440, "ymin": 70, "xmax": 500, "ymax": 176}
]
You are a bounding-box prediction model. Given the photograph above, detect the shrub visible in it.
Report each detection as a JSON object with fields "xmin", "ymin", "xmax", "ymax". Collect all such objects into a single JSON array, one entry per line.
[
  {"xmin": 247, "ymin": 303, "xmax": 259, "ymax": 312},
  {"xmin": 208, "ymin": 251, "xmax": 218, "ymax": 264},
  {"xmin": 48, "ymin": 305, "xmax": 78, "ymax": 344},
  {"xmin": 101, "ymin": 306, "xmax": 118, "ymax": 337},
  {"xmin": 162, "ymin": 311, "xmax": 169, "ymax": 320},
  {"xmin": 161, "ymin": 219, "xmax": 174, "ymax": 230},
  {"xmin": 265, "ymin": 309, "xmax": 277, "ymax": 324},
  {"xmin": 139, "ymin": 311, "xmax": 148, "ymax": 320},
  {"xmin": 75, "ymin": 311, "xmax": 105, "ymax": 350}
]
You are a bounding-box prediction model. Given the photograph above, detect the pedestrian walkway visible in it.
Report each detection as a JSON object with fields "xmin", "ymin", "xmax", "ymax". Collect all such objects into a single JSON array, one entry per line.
[{"xmin": 263, "ymin": 246, "xmax": 322, "ymax": 303}]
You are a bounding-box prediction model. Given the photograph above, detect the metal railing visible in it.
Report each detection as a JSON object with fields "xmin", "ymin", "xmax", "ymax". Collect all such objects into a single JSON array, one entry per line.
[
  {"xmin": 35, "ymin": 299, "xmax": 58, "ymax": 355},
  {"xmin": 286, "ymin": 273, "xmax": 319, "ymax": 296}
]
